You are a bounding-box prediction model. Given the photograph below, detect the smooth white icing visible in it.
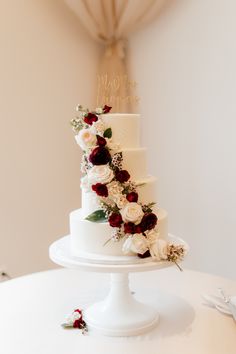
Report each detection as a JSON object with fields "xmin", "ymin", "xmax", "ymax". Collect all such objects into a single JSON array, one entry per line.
[
  {"xmin": 102, "ymin": 113, "xmax": 140, "ymax": 148},
  {"xmin": 119, "ymin": 148, "xmax": 147, "ymax": 180},
  {"xmin": 70, "ymin": 208, "xmax": 168, "ymax": 257}
]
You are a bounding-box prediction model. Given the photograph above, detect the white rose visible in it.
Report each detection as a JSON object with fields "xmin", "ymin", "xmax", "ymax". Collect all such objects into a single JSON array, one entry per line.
[
  {"xmin": 107, "ymin": 181, "xmax": 123, "ymax": 200},
  {"xmin": 75, "ymin": 128, "xmax": 96, "ymax": 150},
  {"xmin": 122, "ymin": 234, "xmax": 149, "ymax": 255},
  {"xmin": 121, "ymin": 202, "xmax": 144, "ymax": 225},
  {"xmin": 65, "ymin": 311, "xmax": 82, "ymax": 326},
  {"xmin": 80, "ymin": 175, "xmax": 90, "ymax": 192},
  {"xmin": 149, "ymin": 239, "xmax": 168, "ymax": 261},
  {"xmin": 87, "ymin": 165, "xmax": 114, "ymax": 184},
  {"xmin": 146, "ymin": 229, "xmax": 159, "ymax": 243}
]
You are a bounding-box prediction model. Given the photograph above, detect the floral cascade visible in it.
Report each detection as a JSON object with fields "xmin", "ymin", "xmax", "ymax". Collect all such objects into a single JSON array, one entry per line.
[{"xmin": 71, "ymin": 105, "xmax": 186, "ymax": 267}]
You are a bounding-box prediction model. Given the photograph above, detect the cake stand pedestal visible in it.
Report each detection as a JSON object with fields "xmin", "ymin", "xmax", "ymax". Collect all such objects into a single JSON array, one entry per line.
[{"xmin": 49, "ymin": 235, "xmax": 185, "ymax": 336}]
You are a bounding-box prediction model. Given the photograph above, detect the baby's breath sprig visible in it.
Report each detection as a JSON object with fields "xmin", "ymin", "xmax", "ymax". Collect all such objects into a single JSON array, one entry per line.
[
  {"xmin": 100, "ymin": 200, "xmax": 119, "ymax": 217},
  {"xmin": 110, "ymin": 152, "xmax": 123, "ymax": 170},
  {"xmin": 70, "ymin": 117, "xmax": 85, "ymax": 133},
  {"xmin": 122, "ymin": 181, "xmax": 137, "ymax": 195},
  {"xmin": 142, "ymin": 202, "xmax": 156, "ymax": 213},
  {"xmin": 167, "ymin": 244, "xmax": 186, "ymax": 271}
]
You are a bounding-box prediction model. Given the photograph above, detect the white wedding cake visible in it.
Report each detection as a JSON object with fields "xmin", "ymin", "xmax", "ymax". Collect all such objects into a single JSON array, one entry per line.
[{"xmin": 69, "ymin": 105, "xmax": 185, "ymax": 264}]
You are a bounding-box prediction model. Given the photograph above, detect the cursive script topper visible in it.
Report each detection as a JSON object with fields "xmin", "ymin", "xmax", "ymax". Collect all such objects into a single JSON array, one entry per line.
[{"xmin": 96, "ymin": 73, "xmax": 140, "ymax": 112}]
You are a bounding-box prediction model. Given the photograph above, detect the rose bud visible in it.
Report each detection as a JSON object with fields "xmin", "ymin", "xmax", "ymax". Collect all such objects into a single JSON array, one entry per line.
[
  {"xmin": 141, "ymin": 213, "xmax": 158, "ymax": 232},
  {"xmin": 89, "ymin": 146, "xmax": 111, "ymax": 165},
  {"xmin": 84, "ymin": 112, "xmax": 98, "ymax": 125},
  {"xmin": 96, "ymin": 135, "xmax": 107, "ymax": 147},
  {"xmin": 92, "ymin": 183, "xmax": 108, "ymax": 197},
  {"xmin": 124, "ymin": 222, "xmax": 136, "ymax": 234},
  {"xmin": 126, "ymin": 192, "xmax": 138, "ymax": 202},
  {"xmin": 115, "ymin": 170, "xmax": 130, "ymax": 183},
  {"xmin": 108, "ymin": 212, "xmax": 123, "ymax": 227},
  {"xmin": 103, "ymin": 105, "xmax": 112, "ymax": 113}
]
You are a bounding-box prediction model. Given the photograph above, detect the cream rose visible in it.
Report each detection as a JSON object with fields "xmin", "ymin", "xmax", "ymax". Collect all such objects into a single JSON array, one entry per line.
[
  {"xmin": 149, "ymin": 239, "xmax": 168, "ymax": 261},
  {"xmin": 87, "ymin": 165, "xmax": 114, "ymax": 185},
  {"xmin": 146, "ymin": 229, "xmax": 159, "ymax": 242},
  {"xmin": 75, "ymin": 128, "xmax": 96, "ymax": 150},
  {"xmin": 120, "ymin": 202, "xmax": 144, "ymax": 225},
  {"xmin": 122, "ymin": 234, "xmax": 149, "ymax": 255}
]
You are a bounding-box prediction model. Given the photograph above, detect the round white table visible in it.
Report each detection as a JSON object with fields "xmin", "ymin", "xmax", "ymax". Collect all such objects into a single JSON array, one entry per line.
[{"xmin": 0, "ymin": 268, "xmax": 235, "ymax": 354}]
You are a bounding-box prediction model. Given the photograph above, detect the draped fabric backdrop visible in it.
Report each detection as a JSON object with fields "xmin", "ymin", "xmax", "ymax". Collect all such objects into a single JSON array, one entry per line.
[{"xmin": 65, "ymin": 0, "xmax": 166, "ymax": 111}]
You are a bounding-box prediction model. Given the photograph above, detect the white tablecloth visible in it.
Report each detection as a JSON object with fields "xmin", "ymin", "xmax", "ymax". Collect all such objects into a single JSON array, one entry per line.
[{"xmin": 0, "ymin": 268, "xmax": 236, "ymax": 354}]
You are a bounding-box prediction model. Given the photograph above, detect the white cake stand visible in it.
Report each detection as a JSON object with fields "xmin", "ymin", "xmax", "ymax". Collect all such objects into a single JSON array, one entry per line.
[{"xmin": 49, "ymin": 234, "xmax": 186, "ymax": 336}]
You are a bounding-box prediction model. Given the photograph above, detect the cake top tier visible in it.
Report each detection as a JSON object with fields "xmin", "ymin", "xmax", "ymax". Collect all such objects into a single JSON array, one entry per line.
[{"xmin": 101, "ymin": 113, "xmax": 140, "ymax": 149}]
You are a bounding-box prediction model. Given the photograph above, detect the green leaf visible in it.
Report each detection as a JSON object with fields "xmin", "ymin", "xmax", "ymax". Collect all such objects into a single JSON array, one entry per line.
[
  {"xmin": 103, "ymin": 128, "xmax": 112, "ymax": 138},
  {"xmin": 85, "ymin": 210, "xmax": 107, "ymax": 222}
]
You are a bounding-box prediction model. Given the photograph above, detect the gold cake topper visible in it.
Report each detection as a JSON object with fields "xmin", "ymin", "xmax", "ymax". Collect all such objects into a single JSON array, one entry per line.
[{"xmin": 96, "ymin": 73, "xmax": 140, "ymax": 112}]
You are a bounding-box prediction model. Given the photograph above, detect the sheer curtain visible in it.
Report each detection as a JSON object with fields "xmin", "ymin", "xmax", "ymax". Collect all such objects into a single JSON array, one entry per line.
[{"xmin": 65, "ymin": 0, "xmax": 166, "ymax": 111}]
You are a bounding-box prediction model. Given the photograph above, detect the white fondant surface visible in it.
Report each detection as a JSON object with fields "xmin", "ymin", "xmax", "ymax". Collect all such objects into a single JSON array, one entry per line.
[
  {"xmin": 119, "ymin": 148, "xmax": 147, "ymax": 180},
  {"xmin": 101, "ymin": 113, "xmax": 140, "ymax": 148}
]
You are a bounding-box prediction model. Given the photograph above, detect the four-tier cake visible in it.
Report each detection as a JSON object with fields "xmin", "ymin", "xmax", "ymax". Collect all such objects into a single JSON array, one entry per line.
[{"xmin": 69, "ymin": 105, "xmax": 185, "ymax": 264}]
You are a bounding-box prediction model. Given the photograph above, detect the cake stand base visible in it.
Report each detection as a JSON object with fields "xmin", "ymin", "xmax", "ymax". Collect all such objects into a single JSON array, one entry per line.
[
  {"xmin": 49, "ymin": 235, "xmax": 188, "ymax": 336},
  {"xmin": 84, "ymin": 273, "xmax": 159, "ymax": 336}
]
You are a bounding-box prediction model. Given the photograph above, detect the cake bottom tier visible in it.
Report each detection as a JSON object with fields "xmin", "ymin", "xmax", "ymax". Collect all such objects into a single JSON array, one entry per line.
[{"xmin": 70, "ymin": 208, "xmax": 168, "ymax": 258}]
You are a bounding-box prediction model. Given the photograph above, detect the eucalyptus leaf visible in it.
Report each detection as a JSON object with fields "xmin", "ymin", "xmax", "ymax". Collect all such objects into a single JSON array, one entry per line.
[
  {"xmin": 85, "ymin": 210, "xmax": 107, "ymax": 222},
  {"xmin": 103, "ymin": 128, "xmax": 112, "ymax": 138}
]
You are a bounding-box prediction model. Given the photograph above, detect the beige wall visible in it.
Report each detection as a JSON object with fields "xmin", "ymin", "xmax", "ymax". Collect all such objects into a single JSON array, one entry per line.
[
  {"xmin": 129, "ymin": 0, "xmax": 236, "ymax": 279},
  {"xmin": 1, "ymin": 0, "xmax": 236, "ymax": 280},
  {"xmin": 0, "ymin": 0, "xmax": 100, "ymax": 277}
]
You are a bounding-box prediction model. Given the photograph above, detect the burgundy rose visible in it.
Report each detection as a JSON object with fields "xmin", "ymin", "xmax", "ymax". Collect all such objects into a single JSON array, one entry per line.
[
  {"xmin": 108, "ymin": 212, "xmax": 123, "ymax": 227},
  {"xmin": 92, "ymin": 183, "xmax": 108, "ymax": 197},
  {"xmin": 73, "ymin": 309, "xmax": 83, "ymax": 328},
  {"xmin": 89, "ymin": 146, "xmax": 111, "ymax": 165},
  {"xmin": 84, "ymin": 112, "xmax": 98, "ymax": 125},
  {"xmin": 73, "ymin": 319, "xmax": 82, "ymax": 328},
  {"xmin": 141, "ymin": 213, "xmax": 158, "ymax": 231},
  {"xmin": 97, "ymin": 135, "xmax": 107, "ymax": 147},
  {"xmin": 135, "ymin": 224, "xmax": 143, "ymax": 234},
  {"xmin": 115, "ymin": 170, "xmax": 130, "ymax": 183},
  {"xmin": 103, "ymin": 105, "xmax": 112, "ymax": 113},
  {"xmin": 138, "ymin": 250, "xmax": 151, "ymax": 259},
  {"xmin": 126, "ymin": 192, "xmax": 138, "ymax": 202},
  {"xmin": 74, "ymin": 309, "xmax": 82, "ymax": 314},
  {"xmin": 124, "ymin": 222, "xmax": 136, "ymax": 234}
]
